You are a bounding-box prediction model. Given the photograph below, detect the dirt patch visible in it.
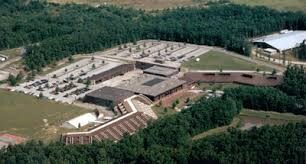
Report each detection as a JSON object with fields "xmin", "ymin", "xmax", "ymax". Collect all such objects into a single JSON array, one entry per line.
[
  {"xmin": 239, "ymin": 115, "xmax": 290, "ymax": 130},
  {"xmin": 158, "ymin": 89, "xmax": 200, "ymax": 108}
]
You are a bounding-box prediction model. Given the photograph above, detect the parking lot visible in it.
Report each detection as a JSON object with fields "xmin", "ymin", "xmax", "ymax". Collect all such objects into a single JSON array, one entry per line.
[
  {"xmin": 11, "ymin": 40, "xmax": 212, "ymax": 106},
  {"xmin": 92, "ymin": 40, "xmax": 212, "ymax": 69},
  {"xmin": 12, "ymin": 58, "xmax": 136, "ymax": 104}
]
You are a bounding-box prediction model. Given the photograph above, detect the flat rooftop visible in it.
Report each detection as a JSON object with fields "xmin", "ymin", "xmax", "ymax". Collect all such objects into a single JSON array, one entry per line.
[
  {"xmin": 143, "ymin": 65, "xmax": 178, "ymax": 77},
  {"xmin": 252, "ymin": 30, "xmax": 306, "ymax": 51},
  {"xmin": 86, "ymin": 86, "xmax": 134, "ymax": 103},
  {"xmin": 116, "ymin": 74, "xmax": 186, "ymax": 97}
]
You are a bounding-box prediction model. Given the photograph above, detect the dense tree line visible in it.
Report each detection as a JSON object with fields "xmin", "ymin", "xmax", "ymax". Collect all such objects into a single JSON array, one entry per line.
[
  {"xmin": 223, "ymin": 65, "xmax": 306, "ymax": 115},
  {"xmin": 295, "ymin": 40, "xmax": 306, "ymax": 60},
  {"xmin": 1, "ymin": 0, "xmax": 306, "ymax": 70},
  {"xmin": 190, "ymin": 123, "xmax": 306, "ymax": 164},
  {"xmin": 280, "ymin": 65, "xmax": 306, "ymax": 98},
  {"xmin": 1, "ymin": 122, "xmax": 304, "ymax": 163},
  {"xmin": 224, "ymin": 86, "xmax": 306, "ymax": 115}
]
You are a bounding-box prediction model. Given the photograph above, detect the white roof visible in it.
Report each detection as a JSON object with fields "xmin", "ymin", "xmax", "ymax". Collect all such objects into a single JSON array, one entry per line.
[
  {"xmin": 253, "ymin": 31, "xmax": 306, "ymax": 51},
  {"xmin": 66, "ymin": 113, "xmax": 97, "ymax": 128}
]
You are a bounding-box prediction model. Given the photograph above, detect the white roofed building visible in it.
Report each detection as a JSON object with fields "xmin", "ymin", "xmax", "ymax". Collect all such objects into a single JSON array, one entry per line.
[
  {"xmin": 62, "ymin": 113, "xmax": 99, "ymax": 129},
  {"xmin": 252, "ymin": 30, "xmax": 306, "ymax": 53}
]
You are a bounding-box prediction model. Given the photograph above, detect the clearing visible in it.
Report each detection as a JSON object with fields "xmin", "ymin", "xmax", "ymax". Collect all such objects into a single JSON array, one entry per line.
[
  {"xmin": 0, "ymin": 48, "xmax": 22, "ymax": 59},
  {"xmin": 182, "ymin": 51, "xmax": 272, "ymax": 71},
  {"xmin": 0, "ymin": 89, "xmax": 88, "ymax": 141},
  {"xmin": 48, "ymin": 0, "xmax": 306, "ymax": 12},
  {"xmin": 192, "ymin": 109, "xmax": 306, "ymax": 140}
]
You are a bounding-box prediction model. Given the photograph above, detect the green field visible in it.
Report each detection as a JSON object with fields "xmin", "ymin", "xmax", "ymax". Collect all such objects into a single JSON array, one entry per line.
[
  {"xmin": 240, "ymin": 109, "xmax": 306, "ymax": 122},
  {"xmin": 232, "ymin": 0, "xmax": 306, "ymax": 12},
  {"xmin": 152, "ymin": 106, "xmax": 177, "ymax": 118},
  {"xmin": 182, "ymin": 51, "xmax": 271, "ymax": 71},
  {"xmin": 0, "ymin": 89, "xmax": 88, "ymax": 141}
]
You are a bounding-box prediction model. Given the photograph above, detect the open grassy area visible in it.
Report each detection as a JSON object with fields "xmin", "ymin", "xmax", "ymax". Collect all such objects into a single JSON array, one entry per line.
[
  {"xmin": 48, "ymin": 0, "xmax": 306, "ymax": 12},
  {"xmin": 0, "ymin": 89, "xmax": 88, "ymax": 141},
  {"xmin": 240, "ymin": 109, "xmax": 306, "ymax": 122},
  {"xmin": 182, "ymin": 51, "xmax": 271, "ymax": 71},
  {"xmin": 152, "ymin": 106, "xmax": 177, "ymax": 118},
  {"xmin": 192, "ymin": 109, "xmax": 306, "ymax": 140}
]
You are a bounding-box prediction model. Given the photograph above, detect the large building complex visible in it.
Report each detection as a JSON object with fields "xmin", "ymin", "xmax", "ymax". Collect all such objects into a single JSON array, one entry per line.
[{"xmin": 115, "ymin": 74, "xmax": 186, "ymax": 101}]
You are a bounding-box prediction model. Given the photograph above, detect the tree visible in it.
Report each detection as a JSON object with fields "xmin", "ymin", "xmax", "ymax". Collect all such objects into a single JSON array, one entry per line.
[
  {"xmin": 77, "ymin": 78, "xmax": 83, "ymax": 83},
  {"xmin": 85, "ymin": 79, "xmax": 91, "ymax": 88},
  {"xmin": 7, "ymin": 74, "xmax": 17, "ymax": 86},
  {"xmin": 68, "ymin": 56, "xmax": 74, "ymax": 63},
  {"xmin": 297, "ymin": 40, "xmax": 306, "ymax": 59},
  {"xmin": 271, "ymin": 69, "xmax": 277, "ymax": 75},
  {"xmin": 39, "ymin": 92, "xmax": 44, "ymax": 99}
]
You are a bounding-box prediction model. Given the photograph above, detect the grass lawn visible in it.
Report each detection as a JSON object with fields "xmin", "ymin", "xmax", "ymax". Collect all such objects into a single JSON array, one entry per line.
[
  {"xmin": 240, "ymin": 109, "xmax": 306, "ymax": 122},
  {"xmin": 152, "ymin": 105, "xmax": 177, "ymax": 118},
  {"xmin": 0, "ymin": 89, "xmax": 88, "ymax": 141},
  {"xmin": 182, "ymin": 51, "xmax": 272, "ymax": 71}
]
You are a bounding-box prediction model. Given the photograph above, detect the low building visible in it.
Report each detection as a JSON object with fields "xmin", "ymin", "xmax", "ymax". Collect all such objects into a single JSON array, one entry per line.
[
  {"xmin": 143, "ymin": 65, "xmax": 179, "ymax": 77},
  {"xmin": 89, "ymin": 64, "xmax": 134, "ymax": 85},
  {"xmin": 116, "ymin": 74, "xmax": 186, "ymax": 101},
  {"xmin": 62, "ymin": 113, "xmax": 100, "ymax": 129},
  {"xmin": 252, "ymin": 30, "xmax": 306, "ymax": 53},
  {"xmin": 182, "ymin": 72, "xmax": 283, "ymax": 87},
  {"xmin": 84, "ymin": 87, "xmax": 134, "ymax": 107}
]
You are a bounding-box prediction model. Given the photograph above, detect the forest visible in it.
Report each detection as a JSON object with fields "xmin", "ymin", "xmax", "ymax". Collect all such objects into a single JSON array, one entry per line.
[
  {"xmin": 1, "ymin": 0, "xmax": 306, "ymax": 71},
  {"xmin": 224, "ymin": 65, "xmax": 306, "ymax": 115},
  {"xmin": 0, "ymin": 122, "xmax": 304, "ymax": 163}
]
